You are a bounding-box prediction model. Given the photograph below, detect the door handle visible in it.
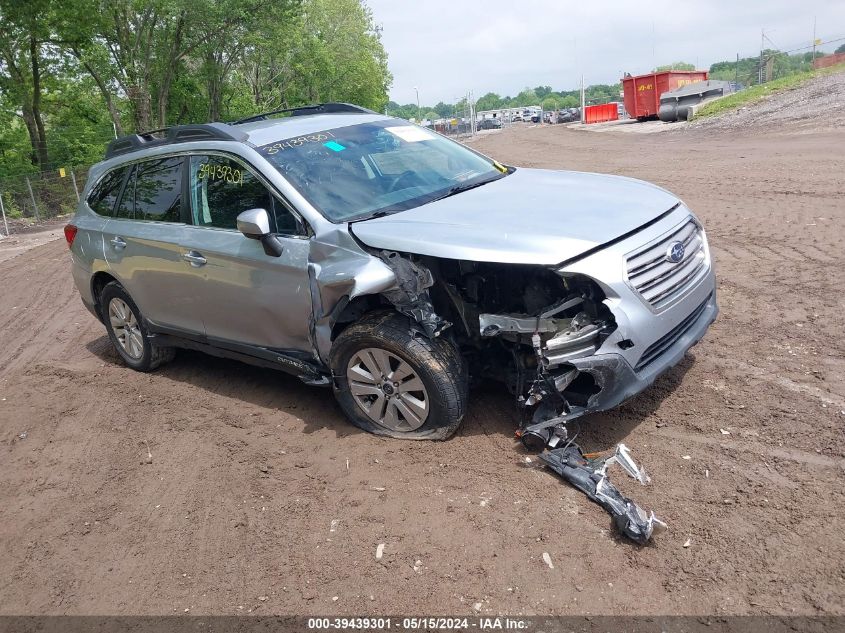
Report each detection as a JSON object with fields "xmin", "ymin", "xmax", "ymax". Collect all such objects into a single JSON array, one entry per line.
[
  {"xmin": 110, "ymin": 236, "xmax": 127, "ymax": 250},
  {"xmin": 181, "ymin": 251, "xmax": 207, "ymax": 267}
]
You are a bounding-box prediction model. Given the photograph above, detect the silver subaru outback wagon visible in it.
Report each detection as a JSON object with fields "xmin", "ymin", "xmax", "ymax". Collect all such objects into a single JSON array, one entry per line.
[{"xmin": 66, "ymin": 103, "xmax": 717, "ymax": 446}]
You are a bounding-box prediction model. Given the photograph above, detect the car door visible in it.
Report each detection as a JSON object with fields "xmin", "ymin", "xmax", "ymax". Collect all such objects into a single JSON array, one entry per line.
[
  {"xmin": 102, "ymin": 156, "xmax": 205, "ymax": 336},
  {"xmin": 177, "ymin": 153, "xmax": 314, "ymax": 353}
]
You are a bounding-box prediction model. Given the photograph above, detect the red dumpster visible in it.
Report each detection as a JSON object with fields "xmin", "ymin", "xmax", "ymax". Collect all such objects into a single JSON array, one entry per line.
[
  {"xmin": 622, "ymin": 70, "xmax": 708, "ymax": 120},
  {"xmin": 583, "ymin": 102, "xmax": 619, "ymax": 124}
]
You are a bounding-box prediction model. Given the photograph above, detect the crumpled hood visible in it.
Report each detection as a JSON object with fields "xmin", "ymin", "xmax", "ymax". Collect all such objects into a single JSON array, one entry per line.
[{"xmin": 350, "ymin": 168, "xmax": 680, "ymax": 266}]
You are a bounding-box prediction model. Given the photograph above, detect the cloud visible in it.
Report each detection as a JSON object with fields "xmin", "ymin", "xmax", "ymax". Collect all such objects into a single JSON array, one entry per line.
[{"xmin": 367, "ymin": 0, "xmax": 845, "ymax": 105}]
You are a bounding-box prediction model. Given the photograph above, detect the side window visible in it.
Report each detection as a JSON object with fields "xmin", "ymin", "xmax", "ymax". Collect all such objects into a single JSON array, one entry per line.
[
  {"xmin": 87, "ymin": 166, "xmax": 128, "ymax": 217},
  {"xmin": 189, "ymin": 155, "xmax": 303, "ymax": 234},
  {"xmin": 134, "ymin": 157, "xmax": 183, "ymax": 222}
]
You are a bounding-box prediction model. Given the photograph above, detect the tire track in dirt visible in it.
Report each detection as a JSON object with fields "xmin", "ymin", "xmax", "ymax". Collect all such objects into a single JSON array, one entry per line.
[{"xmin": 0, "ymin": 240, "xmax": 94, "ymax": 377}]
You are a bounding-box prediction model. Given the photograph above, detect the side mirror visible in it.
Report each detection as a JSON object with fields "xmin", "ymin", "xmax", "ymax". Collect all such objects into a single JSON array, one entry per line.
[
  {"xmin": 237, "ymin": 208, "xmax": 271, "ymax": 238},
  {"xmin": 236, "ymin": 208, "xmax": 284, "ymax": 258}
]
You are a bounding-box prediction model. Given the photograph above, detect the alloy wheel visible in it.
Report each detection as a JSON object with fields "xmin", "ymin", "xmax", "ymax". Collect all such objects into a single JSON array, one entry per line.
[
  {"xmin": 346, "ymin": 347, "xmax": 430, "ymax": 432},
  {"xmin": 108, "ymin": 297, "xmax": 144, "ymax": 360}
]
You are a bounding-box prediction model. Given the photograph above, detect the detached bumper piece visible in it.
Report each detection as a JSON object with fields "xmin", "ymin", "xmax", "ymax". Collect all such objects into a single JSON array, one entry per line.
[{"xmin": 539, "ymin": 443, "xmax": 667, "ymax": 545}]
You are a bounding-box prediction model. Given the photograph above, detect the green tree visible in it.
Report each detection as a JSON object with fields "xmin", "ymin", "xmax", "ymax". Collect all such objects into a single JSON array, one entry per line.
[
  {"xmin": 195, "ymin": 0, "xmax": 300, "ymax": 121},
  {"xmin": 0, "ymin": 0, "xmax": 54, "ymax": 169},
  {"xmin": 654, "ymin": 61, "xmax": 695, "ymax": 71},
  {"xmin": 710, "ymin": 50, "xmax": 819, "ymax": 85},
  {"xmin": 0, "ymin": 98, "xmax": 34, "ymax": 177},
  {"xmin": 432, "ymin": 101, "xmax": 452, "ymax": 118},
  {"xmin": 476, "ymin": 92, "xmax": 502, "ymax": 111},
  {"xmin": 558, "ymin": 95, "xmax": 578, "ymax": 108},
  {"xmin": 0, "ymin": 0, "xmax": 393, "ymax": 180},
  {"xmin": 836, "ymin": 43, "xmax": 845, "ymax": 54},
  {"xmin": 533, "ymin": 85, "xmax": 552, "ymax": 99},
  {"xmin": 512, "ymin": 87, "xmax": 538, "ymax": 106},
  {"xmin": 43, "ymin": 74, "xmax": 117, "ymax": 168},
  {"xmin": 281, "ymin": 0, "xmax": 391, "ymax": 111}
]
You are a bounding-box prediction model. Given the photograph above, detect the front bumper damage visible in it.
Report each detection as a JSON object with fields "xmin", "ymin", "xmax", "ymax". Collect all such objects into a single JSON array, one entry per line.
[
  {"xmin": 523, "ymin": 290, "xmax": 718, "ymax": 439},
  {"xmin": 515, "ymin": 291, "xmax": 716, "ymax": 544},
  {"xmin": 512, "ymin": 285, "xmax": 717, "ymax": 544},
  {"xmin": 540, "ymin": 442, "xmax": 667, "ymax": 545}
]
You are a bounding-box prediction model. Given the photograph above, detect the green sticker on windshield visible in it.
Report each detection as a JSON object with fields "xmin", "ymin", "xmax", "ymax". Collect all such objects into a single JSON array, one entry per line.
[{"xmin": 324, "ymin": 140, "xmax": 346, "ymax": 152}]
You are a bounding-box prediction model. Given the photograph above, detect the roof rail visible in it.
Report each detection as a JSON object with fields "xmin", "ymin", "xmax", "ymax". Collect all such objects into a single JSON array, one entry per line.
[
  {"xmin": 231, "ymin": 103, "xmax": 377, "ymax": 125},
  {"xmin": 104, "ymin": 122, "xmax": 249, "ymax": 159}
]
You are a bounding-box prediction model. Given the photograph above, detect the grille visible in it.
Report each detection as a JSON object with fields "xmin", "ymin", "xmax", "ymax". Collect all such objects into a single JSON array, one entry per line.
[
  {"xmin": 635, "ymin": 293, "xmax": 711, "ymax": 372},
  {"xmin": 626, "ymin": 217, "xmax": 707, "ymax": 310}
]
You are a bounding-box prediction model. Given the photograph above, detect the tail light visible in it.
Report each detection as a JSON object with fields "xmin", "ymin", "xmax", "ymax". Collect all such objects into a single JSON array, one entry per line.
[{"xmin": 64, "ymin": 224, "xmax": 78, "ymax": 249}]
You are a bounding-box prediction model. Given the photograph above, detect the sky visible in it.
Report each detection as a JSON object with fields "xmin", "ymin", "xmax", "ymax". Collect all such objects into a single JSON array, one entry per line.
[{"xmin": 366, "ymin": 0, "xmax": 845, "ymax": 106}]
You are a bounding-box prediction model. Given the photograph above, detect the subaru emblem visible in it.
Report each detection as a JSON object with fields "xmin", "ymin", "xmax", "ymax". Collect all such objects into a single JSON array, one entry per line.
[{"xmin": 666, "ymin": 241, "xmax": 685, "ymax": 263}]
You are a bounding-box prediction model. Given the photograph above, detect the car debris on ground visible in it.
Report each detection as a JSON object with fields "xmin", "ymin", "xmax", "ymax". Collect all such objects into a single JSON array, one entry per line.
[{"xmin": 534, "ymin": 433, "xmax": 667, "ymax": 545}]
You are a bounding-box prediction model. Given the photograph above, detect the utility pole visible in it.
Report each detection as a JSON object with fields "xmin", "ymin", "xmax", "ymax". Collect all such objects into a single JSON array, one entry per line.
[
  {"xmin": 414, "ymin": 86, "xmax": 420, "ymax": 123},
  {"xmin": 0, "ymin": 191, "xmax": 9, "ymax": 238},
  {"xmin": 580, "ymin": 75, "xmax": 585, "ymax": 123},
  {"xmin": 812, "ymin": 17, "xmax": 817, "ymax": 64},
  {"xmin": 735, "ymin": 53, "xmax": 739, "ymax": 90},
  {"xmin": 470, "ymin": 91, "xmax": 474, "ymax": 134},
  {"xmin": 759, "ymin": 28, "xmax": 765, "ymax": 85}
]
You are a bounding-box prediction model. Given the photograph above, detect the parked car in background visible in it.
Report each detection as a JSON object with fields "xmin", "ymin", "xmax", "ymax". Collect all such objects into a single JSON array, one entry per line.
[
  {"xmin": 66, "ymin": 102, "xmax": 717, "ymax": 443},
  {"xmin": 557, "ymin": 110, "xmax": 575, "ymax": 123},
  {"xmin": 478, "ymin": 118, "xmax": 503, "ymax": 130}
]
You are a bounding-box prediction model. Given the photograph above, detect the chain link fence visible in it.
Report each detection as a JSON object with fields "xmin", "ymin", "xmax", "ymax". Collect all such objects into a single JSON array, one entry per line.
[{"xmin": 0, "ymin": 167, "xmax": 88, "ymax": 236}]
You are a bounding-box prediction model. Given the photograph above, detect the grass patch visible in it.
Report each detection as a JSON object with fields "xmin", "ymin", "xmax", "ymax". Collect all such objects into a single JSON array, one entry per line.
[{"xmin": 694, "ymin": 63, "xmax": 845, "ymax": 119}]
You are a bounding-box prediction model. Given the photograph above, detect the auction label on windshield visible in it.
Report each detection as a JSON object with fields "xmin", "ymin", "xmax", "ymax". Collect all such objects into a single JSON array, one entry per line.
[
  {"xmin": 259, "ymin": 131, "xmax": 338, "ymax": 155},
  {"xmin": 385, "ymin": 126, "xmax": 435, "ymax": 142}
]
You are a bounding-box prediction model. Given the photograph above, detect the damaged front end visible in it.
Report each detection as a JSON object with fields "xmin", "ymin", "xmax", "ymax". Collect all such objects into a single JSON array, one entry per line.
[
  {"xmin": 416, "ymin": 258, "xmax": 667, "ymax": 544},
  {"xmin": 316, "ymin": 249, "xmax": 667, "ymax": 544},
  {"xmin": 467, "ymin": 265, "xmax": 618, "ymax": 440}
]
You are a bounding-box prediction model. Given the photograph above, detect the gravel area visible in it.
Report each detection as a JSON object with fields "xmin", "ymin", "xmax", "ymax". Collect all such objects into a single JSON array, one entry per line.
[{"xmin": 689, "ymin": 69, "xmax": 845, "ymax": 133}]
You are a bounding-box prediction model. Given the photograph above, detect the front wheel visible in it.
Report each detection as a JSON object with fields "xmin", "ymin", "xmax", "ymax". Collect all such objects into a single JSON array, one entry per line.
[{"xmin": 330, "ymin": 312, "xmax": 468, "ymax": 440}]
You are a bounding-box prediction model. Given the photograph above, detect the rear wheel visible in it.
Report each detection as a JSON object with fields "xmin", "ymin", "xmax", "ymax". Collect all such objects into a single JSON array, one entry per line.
[
  {"xmin": 330, "ymin": 312, "xmax": 468, "ymax": 440},
  {"xmin": 100, "ymin": 282, "xmax": 175, "ymax": 372}
]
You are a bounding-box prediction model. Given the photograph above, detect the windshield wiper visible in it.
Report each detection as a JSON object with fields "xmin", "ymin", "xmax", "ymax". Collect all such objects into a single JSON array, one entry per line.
[
  {"xmin": 349, "ymin": 173, "xmax": 506, "ymax": 223},
  {"xmin": 349, "ymin": 210, "xmax": 390, "ymax": 223},
  {"xmin": 429, "ymin": 174, "xmax": 504, "ymax": 203}
]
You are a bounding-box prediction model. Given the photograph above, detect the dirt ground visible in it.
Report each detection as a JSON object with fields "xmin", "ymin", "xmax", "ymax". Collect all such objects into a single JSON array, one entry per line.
[
  {"xmin": 0, "ymin": 217, "xmax": 69, "ymax": 265},
  {"xmin": 1, "ymin": 114, "xmax": 844, "ymax": 618}
]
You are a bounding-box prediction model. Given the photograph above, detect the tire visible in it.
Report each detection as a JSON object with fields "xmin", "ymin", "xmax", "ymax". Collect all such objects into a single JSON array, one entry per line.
[
  {"xmin": 330, "ymin": 311, "xmax": 468, "ymax": 440},
  {"xmin": 100, "ymin": 281, "xmax": 175, "ymax": 372}
]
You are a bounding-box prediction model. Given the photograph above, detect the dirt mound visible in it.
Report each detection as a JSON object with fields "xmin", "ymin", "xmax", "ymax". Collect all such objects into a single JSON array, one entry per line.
[{"xmin": 690, "ymin": 70, "xmax": 845, "ymax": 133}]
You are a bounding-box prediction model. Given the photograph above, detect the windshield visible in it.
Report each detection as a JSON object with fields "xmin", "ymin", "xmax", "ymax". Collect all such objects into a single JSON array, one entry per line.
[{"xmin": 256, "ymin": 119, "xmax": 507, "ymax": 222}]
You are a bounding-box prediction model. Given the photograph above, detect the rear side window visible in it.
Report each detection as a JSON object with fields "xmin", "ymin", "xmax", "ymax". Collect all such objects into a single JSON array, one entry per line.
[
  {"xmin": 87, "ymin": 166, "xmax": 128, "ymax": 216},
  {"xmin": 134, "ymin": 157, "xmax": 183, "ymax": 222}
]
